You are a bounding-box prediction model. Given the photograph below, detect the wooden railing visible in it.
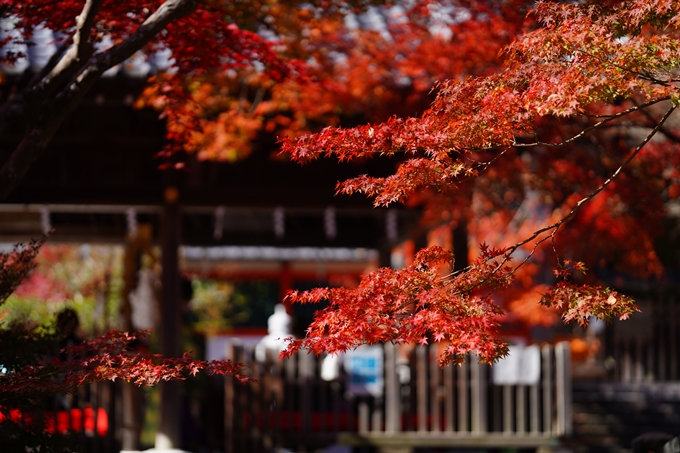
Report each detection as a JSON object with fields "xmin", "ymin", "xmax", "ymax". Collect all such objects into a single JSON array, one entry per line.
[{"xmin": 225, "ymin": 342, "xmax": 572, "ymax": 453}]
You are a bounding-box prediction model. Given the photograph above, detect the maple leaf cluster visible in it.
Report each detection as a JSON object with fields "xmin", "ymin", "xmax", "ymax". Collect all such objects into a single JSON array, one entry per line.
[
  {"xmin": 539, "ymin": 283, "xmax": 638, "ymax": 328},
  {"xmin": 283, "ymin": 246, "xmax": 511, "ymax": 365},
  {"xmin": 138, "ymin": 0, "xmax": 529, "ymax": 162},
  {"xmin": 279, "ymin": 0, "xmax": 680, "ymax": 360},
  {"xmin": 0, "ymin": 241, "xmax": 250, "ymax": 450},
  {"xmin": 0, "ymin": 329, "xmax": 248, "ymax": 402},
  {"xmin": 282, "ymin": 0, "xmax": 680, "ymax": 186}
]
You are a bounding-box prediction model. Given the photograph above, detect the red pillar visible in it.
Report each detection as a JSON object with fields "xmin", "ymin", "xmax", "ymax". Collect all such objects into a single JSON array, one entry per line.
[{"xmin": 280, "ymin": 261, "xmax": 293, "ymax": 315}]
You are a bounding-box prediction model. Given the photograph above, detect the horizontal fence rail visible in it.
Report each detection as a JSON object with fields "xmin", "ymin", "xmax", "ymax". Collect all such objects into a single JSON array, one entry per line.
[{"xmin": 224, "ymin": 341, "xmax": 572, "ymax": 453}]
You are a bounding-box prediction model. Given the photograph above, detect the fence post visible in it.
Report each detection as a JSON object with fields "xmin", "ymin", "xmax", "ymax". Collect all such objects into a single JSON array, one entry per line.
[
  {"xmin": 416, "ymin": 346, "xmax": 428, "ymax": 432},
  {"xmin": 470, "ymin": 353, "xmax": 487, "ymax": 434},
  {"xmin": 555, "ymin": 341, "xmax": 572, "ymax": 436},
  {"xmin": 457, "ymin": 358, "xmax": 468, "ymax": 432},
  {"xmin": 299, "ymin": 351, "xmax": 314, "ymax": 451},
  {"xmin": 430, "ymin": 346, "xmax": 441, "ymax": 433},
  {"xmin": 224, "ymin": 343, "xmax": 236, "ymax": 453},
  {"xmin": 443, "ymin": 362, "xmax": 454, "ymax": 432},
  {"xmin": 384, "ymin": 342, "xmax": 400, "ymax": 434},
  {"xmin": 541, "ymin": 344, "xmax": 553, "ymax": 436}
]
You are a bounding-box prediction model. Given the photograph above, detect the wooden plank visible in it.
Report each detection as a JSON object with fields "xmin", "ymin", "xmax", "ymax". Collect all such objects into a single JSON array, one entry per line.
[
  {"xmin": 621, "ymin": 339, "xmax": 632, "ymax": 382},
  {"xmin": 670, "ymin": 296, "xmax": 678, "ymax": 380},
  {"xmin": 647, "ymin": 335, "xmax": 655, "ymax": 382},
  {"xmin": 530, "ymin": 380, "xmax": 540, "ymax": 435},
  {"xmin": 102, "ymin": 381, "xmax": 114, "ymax": 453},
  {"xmin": 331, "ymin": 381, "xmax": 341, "ymax": 433},
  {"xmin": 444, "ymin": 363, "xmax": 454, "ymax": 432},
  {"xmin": 262, "ymin": 352, "xmax": 274, "ymax": 451},
  {"xmin": 416, "ymin": 346, "xmax": 428, "ymax": 432},
  {"xmin": 284, "ymin": 351, "xmax": 297, "ymax": 414},
  {"xmin": 318, "ymin": 360, "xmax": 327, "ymax": 432},
  {"xmin": 80, "ymin": 383, "xmax": 90, "ymax": 453},
  {"xmin": 250, "ymin": 354, "xmax": 263, "ymax": 453},
  {"xmin": 430, "ymin": 346, "xmax": 440, "ymax": 432},
  {"xmin": 541, "ymin": 344, "xmax": 552, "ymax": 435},
  {"xmin": 516, "ymin": 385, "xmax": 526, "ymax": 434},
  {"xmin": 659, "ymin": 297, "xmax": 667, "ymax": 380},
  {"xmin": 372, "ymin": 397, "xmax": 383, "ymax": 433},
  {"xmin": 235, "ymin": 344, "xmax": 247, "ymax": 452},
  {"xmin": 635, "ymin": 337, "xmax": 644, "ymax": 383},
  {"xmin": 358, "ymin": 399, "xmax": 370, "ymax": 434},
  {"xmin": 224, "ymin": 344, "xmax": 236, "ymax": 453},
  {"xmin": 348, "ymin": 394, "xmax": 356, "ymax": 434},
  {"xmin": 614, "ymin": 339, "xmax": 621, "ymax": 381},
  {"xmin": 268, "ymin": 350, "xmax": 283, "ymax": 451},
  {"xmin": 337, "ymin": 432, "xmax": 556, "ymax": 449},
  {"xmin": 503, "ymin": 385, "xmax": 512, "ymax": 435},
  {"xmin": 406, "ymin": 348, "xmax": 416, "ymax": 431},
  {"xmin": 457, "ymin": 358, "xmax": 469, "ymax": 432},
  {"xmin": 470, "ymin": 354, "xmax": 486, "ymax": 434},
  {"xmin": 555, "ymin": 342, "xmax": 572, "ymax": 436},
  {"xmin": 384, "ymin": 342, "xmax": 401, "ymax": 434},
  {"xmin": 492, "ymin": 385, "xmax": 502, "ymax": 433},
  {"xmin": 299, "ymin": 352, "xmax": 314, "ymax": 451}
]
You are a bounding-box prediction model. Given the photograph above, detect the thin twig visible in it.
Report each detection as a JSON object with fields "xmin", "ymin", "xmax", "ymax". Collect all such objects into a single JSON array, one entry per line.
[
  {"xmin": 442, "ymin": 104, "xmax": 677, "ymax": 288},
  {"xmin": 498, "ymin": 104, "xmax": 676, "ymax": 271},
  {"xmin": 511, "ymin": 98, "xmax": 669, "ymax": 148}
]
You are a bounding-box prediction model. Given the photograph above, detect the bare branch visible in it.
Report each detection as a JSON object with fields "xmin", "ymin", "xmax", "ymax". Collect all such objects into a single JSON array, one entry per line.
[
  {"xmin": 73, "ymin": 0, "xmax": 102, "ymax": 58},
  {"xmin": 93, "ymin": 0, "xmax": 198, "ymax": 71},
  {"xmin": 0, "ymin": 0, "xmax": 199, "ymax": 201},
  {"xmin": 0, "ymin": 0, "xmax": 102, "ymax": 133},
  {"xmin": 25, "ymin": 37, "xmax": 73, "ymax": 91},
  {"xmin": 636, "ymin": 102, "xmax": 680, "ymax": 145},
  {"xmin": 28, "ymin": 0, "xmax": 103, "ymax": 101}
]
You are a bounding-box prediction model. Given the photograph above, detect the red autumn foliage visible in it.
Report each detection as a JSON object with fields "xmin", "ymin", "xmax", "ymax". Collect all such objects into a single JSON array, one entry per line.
[
  {"xmin": 282, "ymin": 0, "xmax": 680, "ymax": 361},
  {"xmin": 0, "ymin": 329, "xmax": 248, "ymax": 402},
  {"xmin": 0, "ymin": 242, "xmax": 250, "ymax": 398},
  {"xmin": 283, "ymin": 246, "xmax": 512, "ymax": 365},
  {"xmin": 0, "ymin": 0, "xmax": 388, "ymax": 198},
  {"xmin": 0, "ymin": 0, "xmax": 676, "ymax": 412},
  {"xmin": 137, "ymin": 0, "xmax": 531, "ymax": 161}
]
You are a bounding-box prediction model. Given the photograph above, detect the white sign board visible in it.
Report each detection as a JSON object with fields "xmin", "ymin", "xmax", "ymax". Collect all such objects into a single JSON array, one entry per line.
[
  {"xmin": 492, "ymin": 344, "xmax": 541, "ymax": 385},
  {"xmin": 344, "ymin": 345, "xmax": 384, "ymax": 397}
]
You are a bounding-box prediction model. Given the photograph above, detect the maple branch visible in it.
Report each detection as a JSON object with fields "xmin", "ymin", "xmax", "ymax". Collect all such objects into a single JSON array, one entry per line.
[
  {"xmin": 41, "ymin": 0, "xmax": 103, "ymax": 89},
  {"xmin": 499, "ymin": 104, "xmax": 676, "ymax": 273},
  {"xmin": 444, "ymin": 104, "xmax": 677, "ymax": 288},
  {"xmin": 635, "ymin": 101, "xmax": 680, "ymax": 145},
  {"xmin": 94, "ymin": 0, "xmax": 198, "ymax": 71},
  {"xmin": 3, "ymin": 0, "xmax": 104, "ymax": 121},
  {"xmin": 25, "ymin": 37, "xmax": 73, "ymax": 92},
  {"xmin": 0, "ymin": 0, "xmax": 199, "ymax": 201},
  {"xmin": 511, "ymin": 98, "xmax": 670, "ymax": 149},
  {"xmin": 573, "ymin": 45, "xmax": 656, "ymax": 85}
]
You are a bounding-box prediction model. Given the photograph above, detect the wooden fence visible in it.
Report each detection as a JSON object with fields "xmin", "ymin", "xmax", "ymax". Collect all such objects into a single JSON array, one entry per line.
[
  {"xmin": 608, "ymin": 290, "xmax": 680, "ymax": 382},
  {"xmin": 1, "ymin": 380, "xmax": 119, "ymax": 453},
  {"xmin": 225, "ymin": 342, "xmax": 572, "ymax": 453}
]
